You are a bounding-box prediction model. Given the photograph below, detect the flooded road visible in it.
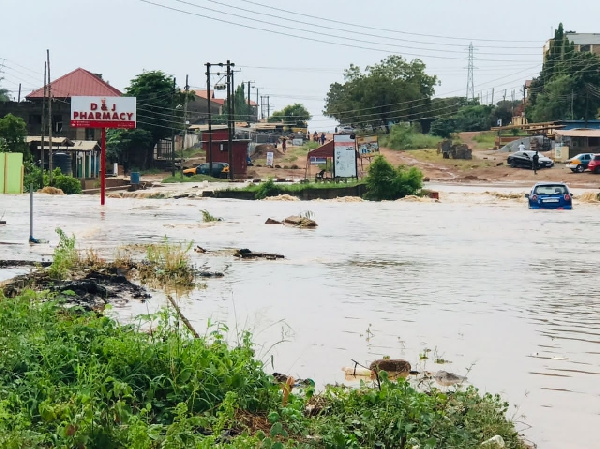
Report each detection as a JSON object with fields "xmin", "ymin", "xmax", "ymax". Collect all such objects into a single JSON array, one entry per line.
[{"xmin": 1, "ymin": 186, "xmax": 599, "ymax": 448}]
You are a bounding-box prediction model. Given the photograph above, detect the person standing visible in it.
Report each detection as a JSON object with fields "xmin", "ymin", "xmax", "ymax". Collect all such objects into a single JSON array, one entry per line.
[
  {"xmin": 313, "ymin": 131, "xmax": 318, "ymax": 143},
  {"xmin": 320, "ymin": 132, "xmax": 326, "ymax": 145},
  {"xmin": 281, "ymin": 138, "xmax": 287, "ymax": 153},
  {"xmin": 532, "ymin": 151, "xmax": 539, "ymax": 175},
  {"xmin": 518, "ymin": 141, "xmax": 526, "ymax": 152}
]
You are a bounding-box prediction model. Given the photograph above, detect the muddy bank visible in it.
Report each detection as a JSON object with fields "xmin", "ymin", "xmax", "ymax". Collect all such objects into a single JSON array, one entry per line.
[{"xmin": 2, "ymin": 264, "xmax": 151, "ymax": 312}]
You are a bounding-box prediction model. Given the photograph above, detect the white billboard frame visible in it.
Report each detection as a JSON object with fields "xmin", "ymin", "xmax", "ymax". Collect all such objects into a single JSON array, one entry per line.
[{"xmin": 333, "ymin": 134, "xmax": 357, "ymax": 178}]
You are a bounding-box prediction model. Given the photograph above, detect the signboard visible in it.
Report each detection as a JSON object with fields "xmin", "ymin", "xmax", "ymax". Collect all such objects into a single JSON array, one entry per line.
[
  {"xmin": 309, "ymin": 157, "xmax": 327, "ymax": 165},
  {"xmin": 292, "ymin": 138, "xmax": 303, "ymax": 146},
  {"xmin": 71, "ymin": 96, "xmax": 136, "ymax": 129},
  {"xmin": 333, "ymin": 134, "xmax": 357, "ymax": 178},
  {"xmin": 266, "ymin": 151, "xmax": 274, "ymax": 167},
  {"xmin": 356, "ymin": 135, "xmax": 379, "ymax": 158}
]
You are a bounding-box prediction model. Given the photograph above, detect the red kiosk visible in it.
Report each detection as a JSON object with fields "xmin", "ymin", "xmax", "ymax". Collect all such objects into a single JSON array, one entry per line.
[{"xmin": 70, "ymin": 96, "xmax": 136, "ymax": 205}]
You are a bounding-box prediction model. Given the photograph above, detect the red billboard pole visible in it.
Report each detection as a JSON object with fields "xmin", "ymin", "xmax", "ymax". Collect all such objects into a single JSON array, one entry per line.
[{"xmin": 101, "ymin": 127, "xmax": 106, "ymax": 206}]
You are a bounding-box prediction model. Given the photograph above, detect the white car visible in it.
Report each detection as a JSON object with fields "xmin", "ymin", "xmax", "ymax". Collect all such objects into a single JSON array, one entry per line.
[
  {"xmin": 566, "ymin": 153, "xmax": 594, "ymax": 173},
  {"xmin": 337, "ymin": 125, "xmax": 356, "ymax": 134}
]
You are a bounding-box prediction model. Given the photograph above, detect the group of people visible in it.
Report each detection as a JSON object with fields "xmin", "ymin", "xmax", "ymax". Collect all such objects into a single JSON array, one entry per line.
[{"xmin": 310, "ymin": 131, "xmax": 327, "ymax": 145}]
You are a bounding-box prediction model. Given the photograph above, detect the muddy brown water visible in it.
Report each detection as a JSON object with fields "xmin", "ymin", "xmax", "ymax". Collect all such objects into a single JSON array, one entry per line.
[{"xmin": 1, "ymin": 186, "xmax": 599, "ymax": 449}]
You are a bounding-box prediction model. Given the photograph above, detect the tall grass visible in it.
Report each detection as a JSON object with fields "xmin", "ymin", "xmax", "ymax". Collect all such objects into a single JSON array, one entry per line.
[
  {"xmin": 381, "ymin": 124, "xmax": 442, "ymax": 150},
  {"xmin": 48, "ymin": 228, "xmax": 78, "ymax": 280}
]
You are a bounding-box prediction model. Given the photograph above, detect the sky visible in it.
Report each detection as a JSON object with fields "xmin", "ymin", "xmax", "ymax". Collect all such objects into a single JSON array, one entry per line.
[{"xmin": 0, "ymin": 0, "xmax": 597, "ymax": 132}]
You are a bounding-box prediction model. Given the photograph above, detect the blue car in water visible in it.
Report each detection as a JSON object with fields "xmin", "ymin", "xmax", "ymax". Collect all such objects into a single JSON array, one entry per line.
[{"xmin": 525, "ymin": 182, "xmax": 572, "ymax": 210}]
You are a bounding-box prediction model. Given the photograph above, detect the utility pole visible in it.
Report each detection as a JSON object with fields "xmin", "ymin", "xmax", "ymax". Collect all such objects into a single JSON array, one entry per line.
[
  {"xmin": 170, "ymin": 77, "xmax": 176, "ymax": 177},
  {"xmin": 231, "ymin": 69, "xmax": 236, "ymax": 137},
  {"xmin": 206, "ymin": 63, "xmax": 213, "ymax": 175},
  {"xmin": 181, "ymin": 74, "xmax": 188, "ymax": 181},
  {"xmin": 491, "ymin": 88, "xmax": 494, "ymax": 105},
  {"xmin": 260, "ymin": 95, "xmax": 264, "ymax": 120},
  {"xmin": 466, "ymin": 42, "xmax": 475, "ymax": 101},
  {"xmin": 255, "ymin": 88, "xmax": 259, "ymax": 121},
  {"xmin": 226, "ymin": 60, "xmax": 234, "ymax": 180},
  {"xmin": 47, "ymin": 49, "xmax": 53, "ymax": 185},
  {"xmin": 17, "ymin": 83, "xmax": 21, "ymax": 103},
  {"xmin": 41, "ymin": 62, "xmax": 46, "ymax": 187},
  {"xmin": 247, "ymin": 80, "xmax": 255, "ymax": 122},
  {"xmin": 266, "ymin": 96, "xmax": 270, "ymax": 119}
]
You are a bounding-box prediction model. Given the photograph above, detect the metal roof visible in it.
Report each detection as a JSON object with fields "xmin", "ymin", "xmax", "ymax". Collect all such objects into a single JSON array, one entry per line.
[
  {"xmin": 26, "ymin": 68, "xmax": 121, "ymax": 99},
  {"xmin": 555, "ymin": 128, "xmax": 600, "ymax": 137},
  {"xmin": 566, "ymin": 33, "xmax": 600, "ymax": 46}
]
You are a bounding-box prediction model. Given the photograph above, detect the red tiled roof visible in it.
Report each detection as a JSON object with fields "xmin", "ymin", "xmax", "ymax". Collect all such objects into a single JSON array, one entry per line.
[
  {"xmin": 194, "ymin": 89, "xmax": 226, "ymax": 105},
  {"xmin": 26, "ymin": 67, "xmax": 121, "ymax": 99}
]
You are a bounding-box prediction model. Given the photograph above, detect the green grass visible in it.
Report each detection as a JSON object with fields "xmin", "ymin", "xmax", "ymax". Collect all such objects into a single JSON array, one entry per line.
[
  {"xmin": 231, "ymin": 179, "xmax": 365, "ymax": 199},
  {"xmin": 472, "ymin": 132, "xmax": 496, "ymax": 149},
  {"xmin": 0, "ymin": 292, "xmax": 529, "ymax": 448},
  {"xmin": 380, "ymin": 124, "xmax": 442, "ymax": 150}
]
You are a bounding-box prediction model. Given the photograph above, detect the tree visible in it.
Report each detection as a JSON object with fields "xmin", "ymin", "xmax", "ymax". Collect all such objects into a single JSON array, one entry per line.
[
  {"xmin": 453, "ymin": 102, "xmax": 494, "ymax": 132},
  {"xmin": 526, "ymin": 23, "xmax": 600, "ymax": 121},
  {"xmin": 105, "ymin": 128, "xmax": 153, "ymax": 172},
  {"xmin": 268, "ymin": 103, "xmax": 311, "ymax": 128},
  {"xmin": 222, "ymin": 84, "xmax": 256, "ymax": 122},
  {"xmin": 364, "ymin": 155, "xmax": 423, "ymax": 201},
  {"xmin": 324, "ymin": 56, "xmax": 438, "ymax": 133},
  {"xmin": 0, "ymin": 113, "xmax": 28, "ymax": 157},
  {"xmin": 0, "ymin": 78, "xmax": 10, "ymax": 102},
  {"xmin": 124, "ymin": 71, "xmax": 193, "ymax": 169}
]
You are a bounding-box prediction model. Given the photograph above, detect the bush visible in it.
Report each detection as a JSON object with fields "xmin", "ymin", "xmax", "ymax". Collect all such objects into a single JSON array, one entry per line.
[
  {"xmin": 53, "ymin": 173, "xmax": 82, "ymax": 194},
  {"xmin": 254, "ymin": 178, "xmax": 278, "ymax": 199},
  {"xmin": 383, "ymin": 124, "xmax": 441, "ymax": 150},
  {"xmin": 365, "ymin": 155, "xmax": 423, "ymax": 200}
]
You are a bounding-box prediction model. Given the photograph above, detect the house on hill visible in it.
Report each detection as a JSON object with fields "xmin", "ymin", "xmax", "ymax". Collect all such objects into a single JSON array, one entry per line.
[{"xmin": 0, "ymin": 67, "xmax": 121, "ymax": 141}]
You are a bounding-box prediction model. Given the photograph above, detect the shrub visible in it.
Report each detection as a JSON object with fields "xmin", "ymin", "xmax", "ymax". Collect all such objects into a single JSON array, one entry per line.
[
  {"xmin": 383, "ymin": 123, "xmax": 441, "ymax": 150},
  {"xmin": 48, "ymin": 228, "xmax": 78, "ymax": 280},
  {"xmin": 53, "ymin": 173, "xmax": 82, "ymax": 194},
  {"xmin": 365, "ymin": 155, "xmax": 423, "ymax": 200},
  {"xmin": 254, "ymin": 178, "xmax": 278, "ymax": 199}
]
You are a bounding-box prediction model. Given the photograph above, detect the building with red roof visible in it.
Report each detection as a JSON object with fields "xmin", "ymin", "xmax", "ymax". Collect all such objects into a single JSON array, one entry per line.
[{"xmin": 26, "ymin": 67, "xmax": 121, "ymax": 100}]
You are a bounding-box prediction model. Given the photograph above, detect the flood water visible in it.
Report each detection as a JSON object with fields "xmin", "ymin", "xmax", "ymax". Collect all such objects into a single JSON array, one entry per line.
[{"xmin": 1, "ymin": 186, "xmax": 599, "ymax": 449}]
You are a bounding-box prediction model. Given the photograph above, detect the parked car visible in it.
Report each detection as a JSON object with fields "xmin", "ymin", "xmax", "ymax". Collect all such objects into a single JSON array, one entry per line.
[
  {"xmin": 586, "ymin": 154, "xmax": 600, "ymax": 174},
  {"xmin": 507, "ymin": 150, "xmax": 554, "ymax": 169},
  {"xmin": 525, "ymin": 182, "xmax": 572, "ymax": 210},
  {"xmin": 337, "ymin": 125, "xmax": 356, "ymax": 134},
  {"xmin": 566, "ymin": 153, "xmax": 594, "ymax": 173},
  {"xmin": 182, "ymin": 162, "xmax": 229, "ymax": 178}
]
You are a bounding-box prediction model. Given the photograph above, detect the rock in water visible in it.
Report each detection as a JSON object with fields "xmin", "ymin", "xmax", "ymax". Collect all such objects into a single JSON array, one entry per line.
[
  {"xmin": 284, "ymin": 215, "xmax": 317, "ymax": 227},
  {"xmin": 265, "ymin": 218, "xmax": 282, "ymax": 224}
]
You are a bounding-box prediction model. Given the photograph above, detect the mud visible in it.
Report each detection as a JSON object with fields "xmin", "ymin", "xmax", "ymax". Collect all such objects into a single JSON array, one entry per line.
[{"xmin": 2, "ymin": 263, "xmax": 151, "ymax": 312}]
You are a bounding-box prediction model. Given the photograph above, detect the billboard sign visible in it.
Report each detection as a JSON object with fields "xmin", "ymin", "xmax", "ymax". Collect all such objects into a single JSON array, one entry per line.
[
  {"xmin": 71, "ymin": 96, "xmax": 136, "ymax": 129},
  {"xmin": 333, "ymin": 134, "xmax": 357, "ymax": 178},
  {"xmin": 357, "ymin": 135, "xmax": 379, "ymax": 158}
]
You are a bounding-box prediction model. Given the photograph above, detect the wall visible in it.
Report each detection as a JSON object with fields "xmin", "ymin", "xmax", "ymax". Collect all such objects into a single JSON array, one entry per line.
[{"xmin": 0, "ymin": 152, "xmax": 24, "ymax": 194}]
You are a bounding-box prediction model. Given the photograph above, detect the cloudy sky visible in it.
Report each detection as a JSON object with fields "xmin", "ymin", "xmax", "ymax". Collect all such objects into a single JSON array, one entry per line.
[{"xmin": 1, "ymin": 0, "xmax": 597, "ymax": 131}]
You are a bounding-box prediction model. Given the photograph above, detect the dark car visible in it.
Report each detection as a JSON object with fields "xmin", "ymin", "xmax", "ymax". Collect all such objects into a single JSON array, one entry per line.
[
  {"xmin": 586, "ymin": 154, "xmax": 600, "ymax": 174},
  {"xmin": 507, "ymin": 150, "xmax": 554, "ymax": 169},
  {"xmin": 182, "ymin": 162, "xmax": 229, "ymax": 178},
  {"xmin": 525, "ymin": 182, "xmax": 572, "ymax": 210}
]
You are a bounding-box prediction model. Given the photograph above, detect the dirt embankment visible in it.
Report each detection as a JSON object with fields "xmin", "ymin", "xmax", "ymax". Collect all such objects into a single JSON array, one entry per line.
[{"xmin": 148, "ymin": 132, "xmax": 600, "ymax": 189}]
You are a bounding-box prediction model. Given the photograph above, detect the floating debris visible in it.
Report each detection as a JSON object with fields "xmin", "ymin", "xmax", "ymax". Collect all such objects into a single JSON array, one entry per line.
[{"xmin": 234, "ymin": 249, "xmax": 285, "ymax": 260}]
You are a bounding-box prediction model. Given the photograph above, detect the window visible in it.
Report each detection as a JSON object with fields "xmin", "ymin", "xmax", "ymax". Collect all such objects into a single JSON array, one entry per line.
[
  {"xmin": 580, "ymin": 44, "xmax": 591, "ymax": 52},
  {"xmin": 85, "ymin": 128, "xmax": 95, "ymax": 140},
  {"xmin": 589, "ymin": 137, "xmax": 600, "ymax": 147},
  {"xmin": 29, "ymin": 114, "xmax": 42, "ymax": 125},
  {"xmin": 52, "ymin": 115, "xmax": 63, "ymax": 133}
]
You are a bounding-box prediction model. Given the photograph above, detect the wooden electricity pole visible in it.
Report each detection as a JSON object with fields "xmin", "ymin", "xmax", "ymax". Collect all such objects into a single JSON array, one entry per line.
[
  {"xmin": 181, "ymin": 74, "xmax": 188, "ymax": 181},
  {"xmin": 41, "ymin": 62, "xmax": 46, "ymax": 187},
  {"xmin": 47, "ymin": 50, "xmax": 53, "ymax": 185},
  {"xmin": 226, "ymin": 60, "xmax": 233, "ymax": 180}
]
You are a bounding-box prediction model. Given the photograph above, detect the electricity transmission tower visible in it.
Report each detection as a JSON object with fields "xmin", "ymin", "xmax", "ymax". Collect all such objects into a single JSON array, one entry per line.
[{"xmin": 466, "ymin": 43, "xmax": 475, "ymax": 101}]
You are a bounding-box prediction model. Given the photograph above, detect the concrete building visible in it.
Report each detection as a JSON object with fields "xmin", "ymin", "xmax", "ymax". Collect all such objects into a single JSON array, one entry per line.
[{"xmin": 543, "ymin": 32, "xmax": 600, "ymax": 58}]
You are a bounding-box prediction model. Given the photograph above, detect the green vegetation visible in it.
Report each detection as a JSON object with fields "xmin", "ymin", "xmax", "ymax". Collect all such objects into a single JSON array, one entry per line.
[
  {"xmin": 0, "ymin": 233, "xmax": 528, "ymax": 448},
  {"xmin": 472, "ymin": 132, "xmax": 497, "ymax": 149},
  {"xmin": 380, "ymin": 124, "xmax": 441, "ymax": 150},
  {"xmin": 141, "ymin": 238, "xmax": 195, "ymax": 287},
  {"xmin": 0, "ymin": 293, "xmax": 528, "ymax": 448},
  {"xmin": 324, "ymin": 55, "xmax": 437, "ymax": 132},
  {"xmin": 233, "ymin": 178, "xmax": 364, "ymax": 200},
  {"xmin": 201, "ymin": 209, "xmax": 221, "ymax": 222},
  {"xmin": 527, "ymin": 23, "xmax": 600, "ymax": 122},
  {"xmin": 48, "ymin": 228, "xmax": 79, "ymax": 280},
  {"xmin": 364, "ymin": 155, "xmax": 423, "ymax": 201},
  {"xmin": 0, "ymin": 113, "xmax": 28, "ymax": 156}
]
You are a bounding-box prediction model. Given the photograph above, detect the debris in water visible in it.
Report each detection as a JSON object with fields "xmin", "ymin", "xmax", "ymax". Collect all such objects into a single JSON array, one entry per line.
[
  {"xmin": 234, "ymin": 248, "xmax": 285, "ymax": 260},
  {"xmin": 370, "ymin": 359, "xmax": 414, "ymax": 378},
  {"xmin": 284, "ymin": 215, "xmax": 317, "ymax": 227},
  {"xmin": 265, "ymin": 218, "xmax": 282, "ymax": 224},
  {"xmin": 426, "ymin": 370, "xmax": 468, "ymax": 387}
]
